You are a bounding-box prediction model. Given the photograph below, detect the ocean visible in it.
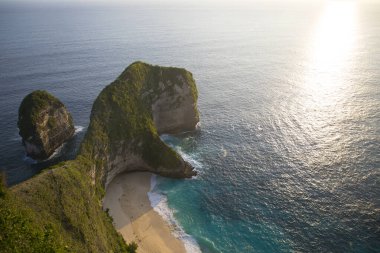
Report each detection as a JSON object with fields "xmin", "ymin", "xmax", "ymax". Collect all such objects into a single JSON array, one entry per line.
[{"xmin": 0, "ymin": 1, "xmax": 379, "ymax": 252}]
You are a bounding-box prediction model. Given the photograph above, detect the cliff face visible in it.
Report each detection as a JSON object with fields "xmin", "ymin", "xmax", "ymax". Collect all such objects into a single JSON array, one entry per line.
[
  {"xmin": 79, "ymin": 61, "xmax": 199, "ymax": 187},
  {"xmin": 151, "ymin": 71, "xmax": 199, "ymax": 134},
  {"xmin": 18, "ymin": 90, "xmax": 75, "ymax": 160},
  {"xmin": 4, "ymin": 62, "xmax": 199, "ymax": 252}
]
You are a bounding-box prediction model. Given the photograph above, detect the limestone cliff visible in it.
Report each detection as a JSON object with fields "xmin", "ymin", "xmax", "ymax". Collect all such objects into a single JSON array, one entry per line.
[
  {"xmin": 1, "ymin": 62, "xmax": 200, "ymax": 252},
  {"xmin": 18, "ymin": 90, "xmax": 75, "ymax": 160},
  {"xmin": 79, "ymin": 61, "xmax": 199, "ymax": 187},
  {"xmin": 151, "ymin": 68, "xmax": 199, "ymax": 134}
]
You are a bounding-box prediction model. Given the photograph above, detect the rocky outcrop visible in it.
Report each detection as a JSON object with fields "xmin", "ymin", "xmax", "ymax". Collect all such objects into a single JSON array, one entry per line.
[
  {"xmin": 5, "ymin": 62, "xmax": 199, "ymax": 252},
  {"xmin": 152, "ymin": 73, "xmax": 199, "ymax": 134},
  {"xmin": 79, "ymin": 61, "xmax": 199, "ymax": 187},
  {"xmin": 18, "ymin": 90, "xmax": 75, "ymax": 160}
]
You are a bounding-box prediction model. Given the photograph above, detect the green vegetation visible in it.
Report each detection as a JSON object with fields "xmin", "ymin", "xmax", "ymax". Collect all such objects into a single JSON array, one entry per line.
[
  {"xmin": 1, "ymin": 173, "xmax": 67, "ymax": 253},
  {"xmin": 3, "ymin": 61, "xmax": 198, "ymax": 252},
  {"xmin": 79, "ymin": 61, "xmax": 198, "ymax": 186},
  {"xmin": 17, "ymin": 90, "xmax": 75, "ymax": 160},
  {"xmin": 1, "ymin": 162, "xmax": 137, "ymax": 253},
  {"xmin": 18, "ymin": 90, "xmax": 67, "ymax": 140}
]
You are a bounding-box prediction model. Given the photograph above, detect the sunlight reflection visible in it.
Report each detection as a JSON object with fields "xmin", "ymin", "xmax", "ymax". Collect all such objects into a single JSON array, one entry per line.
[
  {"xmin": 297, "ymin": 0, "xmax": 359, "ymax": 159},
  {"xmin": 304, "ymin": 0, "xmax": 358, "ymax": 100}
]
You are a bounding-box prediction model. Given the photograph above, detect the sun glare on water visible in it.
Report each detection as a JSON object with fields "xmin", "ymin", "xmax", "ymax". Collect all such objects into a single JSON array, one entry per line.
[
  {"xmin": 303, "ymin": 0, "xmax": 358, "ymax": 107},
  {"xmin": 293, "ymin": 0, "xmax": 361, "ymax": 164},
  {"xmin": 312, "ymin": 1, "xmax": 357, "ymax": 71}
]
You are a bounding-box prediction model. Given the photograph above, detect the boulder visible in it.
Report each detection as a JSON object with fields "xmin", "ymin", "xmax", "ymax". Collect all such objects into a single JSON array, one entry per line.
[{"xmin": 18, "ymin": 90, "xmax": 75, "ymax": 160}]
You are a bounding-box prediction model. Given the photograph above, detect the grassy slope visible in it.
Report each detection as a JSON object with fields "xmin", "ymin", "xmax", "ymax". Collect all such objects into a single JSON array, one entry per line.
[
  {"xmin": 1, "ymin": 62, "xmax": 198, "ymax": 252},
  {"xmin": 1, "ymin": 160, "xmax": 132, "ymax": 253}
]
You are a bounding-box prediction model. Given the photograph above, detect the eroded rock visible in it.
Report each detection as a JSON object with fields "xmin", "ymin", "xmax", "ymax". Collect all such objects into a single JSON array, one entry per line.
[
  {"xmin": 79, "ymin": 61, "xmax": 199, "ymax": 187},
  {"xmin": 18, "ymin": 90, "xmax": 75, "ymax": 160}
]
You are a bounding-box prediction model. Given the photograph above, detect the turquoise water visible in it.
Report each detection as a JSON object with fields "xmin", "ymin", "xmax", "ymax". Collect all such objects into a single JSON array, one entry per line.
[{"xmin": 1, "ymin": 1, "xmax": 379, "ymax": 252}]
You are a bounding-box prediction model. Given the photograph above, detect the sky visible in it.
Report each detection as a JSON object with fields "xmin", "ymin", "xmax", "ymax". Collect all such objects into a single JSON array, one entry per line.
[
  {"xmin": 0, "ymin": 0, "xmax": 378, "ymax": 10},
  {"xmin": 1, "ymin": 0, "xmax": 377, "ymax": 4}
]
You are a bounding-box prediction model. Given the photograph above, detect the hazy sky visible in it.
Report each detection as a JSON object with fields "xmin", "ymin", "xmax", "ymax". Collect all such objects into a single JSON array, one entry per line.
[
  {"xmin": 0, "ymin": 0, "xmax": 377, "ymax": 7},
  {"xmin": 1, "ymin": 0, "xmax": 374, "ymax": 3}
]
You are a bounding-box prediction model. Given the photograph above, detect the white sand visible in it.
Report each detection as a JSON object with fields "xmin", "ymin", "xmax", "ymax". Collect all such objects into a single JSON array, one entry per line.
[{"xmin": 103, "ymin": 172, "xmax": 186, "ymax": 253}]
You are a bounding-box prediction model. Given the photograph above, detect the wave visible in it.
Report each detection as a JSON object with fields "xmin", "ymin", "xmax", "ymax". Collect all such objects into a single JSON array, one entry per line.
[
  {"xmin": 43, "ymin": 126, "xmax": 84, "ymax": 159},
  {"xmin": 160, "ymin": 134, "xmax": 204, "ymax": 170},
  {"xmin": 13, "ymin": 125, "xmax": 84, "ymax": 143},
  {"xmin": 159, "ymin": 134, "xmax": 177, "ymax": 145},
  {"xmin": 21, "ymin": 125, "xmax": 84, "ymax": 164},
  {"xmin": 22, "ymin": 139, "xmax": 68, "ymax": 164},
  {"xmin": 178, "ymin": 149, "xmax": 203, "ymax": 175},
  {"xmin": 148, "ymin": 175, "xmax": 202, "ymax": 253},
  {"xmin": 74, "ymin": 125, "xmax": 85, "ymax": 134}
]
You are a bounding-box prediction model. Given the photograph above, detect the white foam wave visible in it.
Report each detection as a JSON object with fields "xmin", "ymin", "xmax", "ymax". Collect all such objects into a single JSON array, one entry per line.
[
  {"xmin": 75, "ymin": 125, "xmax": 85, "ymax": 134},
  {"xmin": 178, "ymin": 150, "xmax": 203, "ymax": 170},
  {"xmin": 159, "ymin": 134, "xmax": 172, "ymax": 142},
  {"xmin": 22, "ymin": 144, "xmax": 65, "ymax": 163},
  {"xmin": 148, "ymin": 175, "xmax": 202, "ymax": 253},
  {"xmin": 159, "ymin": 134, "xmax": 204, "ymax": 174},
  {"xmin": 21, "ymin": 126, "xmax": 83, "ymax": 164},
  {"xmin": 45, "ymin": 126, "xmax": 84, "ymax": 159}
]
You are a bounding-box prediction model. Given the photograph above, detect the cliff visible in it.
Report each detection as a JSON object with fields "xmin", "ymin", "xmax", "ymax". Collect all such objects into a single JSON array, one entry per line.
[
  {"xmin": 0, "ymin": 163, "xmax": 132, "ymax": 253},
  {"xmin": 18, "ymin": 90, "xmax": 75, "ymax": 160},
  {"xmin": 79, "ymin": 61, "xmax": 199, "ymax": 187},
  {"xmin": 1, "ymin": 62, "xmax": 199, "ymax": 252}
]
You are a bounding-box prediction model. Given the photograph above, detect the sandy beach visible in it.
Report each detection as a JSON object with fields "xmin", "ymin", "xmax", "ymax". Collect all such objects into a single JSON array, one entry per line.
[{"xmin": 103, "ymin": 172, "xmax": 186, "ymax": 253}]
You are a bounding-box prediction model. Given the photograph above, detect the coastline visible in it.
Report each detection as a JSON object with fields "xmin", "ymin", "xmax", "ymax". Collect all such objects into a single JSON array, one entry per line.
[{"xmin": 103, "ymin": 172, "xmax": 187, "ymax": 253}]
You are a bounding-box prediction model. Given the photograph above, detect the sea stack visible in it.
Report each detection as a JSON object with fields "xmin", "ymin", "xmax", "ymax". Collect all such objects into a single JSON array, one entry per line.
[{"xmin": 18, "ymin": 90, "xmax": 75, "ymax": 160}]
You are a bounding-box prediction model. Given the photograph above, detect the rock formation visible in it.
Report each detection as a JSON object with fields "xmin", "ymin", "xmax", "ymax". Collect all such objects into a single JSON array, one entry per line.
[
  {"xmin": 3, "ymin": 62, "xmax": 199, "ymax": 252},
  {"xmin": 18, "ymin": 90, "xmax": 75, "ymax": 160},
  {"xmin": 79, "ymin": 61, "xmax": 199, "ymax": 187}
]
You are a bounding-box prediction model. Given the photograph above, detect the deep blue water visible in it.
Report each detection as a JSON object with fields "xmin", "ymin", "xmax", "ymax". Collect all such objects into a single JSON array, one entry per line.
[{"xmin": 0, "ymin": 1, "xmax": 379, "ymax": 252}]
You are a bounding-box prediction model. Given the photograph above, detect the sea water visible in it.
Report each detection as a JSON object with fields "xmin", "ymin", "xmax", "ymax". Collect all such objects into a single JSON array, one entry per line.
[{"xmin": 0, "ymin": 1, "xmax": 379, "ymax": 252}]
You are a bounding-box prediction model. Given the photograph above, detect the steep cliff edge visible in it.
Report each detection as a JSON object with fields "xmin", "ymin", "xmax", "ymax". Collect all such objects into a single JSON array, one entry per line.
[
  {"xmin": 79, "ymin": 61, "xmax": 199, "ymax": 187},
  {"xmin": 18, "ymin": 90, "xmax": 75, "ymax": 160},
  {"xmin": 1, "ymin": 163, "xmax": 131, "ymax": 253},
  {"xmin": 1, "ymin": 62, "xmax": 199, "ymax": 252}
]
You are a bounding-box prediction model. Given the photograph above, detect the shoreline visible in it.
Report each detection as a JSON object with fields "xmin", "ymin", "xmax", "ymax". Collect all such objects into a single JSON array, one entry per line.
[{"xmin": 103, "ymin": 172, "xmax": 187, "ymax": 253}]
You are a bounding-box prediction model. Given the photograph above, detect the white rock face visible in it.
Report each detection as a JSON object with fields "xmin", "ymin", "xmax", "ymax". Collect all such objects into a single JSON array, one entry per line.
[
  {"xmin": 152, "ymin": 77, "xmax": 199, "ymax": 134},
  {"xmin": 104, "ymin": 142, "xmax": 193, "ymax": 188},
  {"xmin": 106, "ymin": 148, "xmax": 150, "ymax": 187}
]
